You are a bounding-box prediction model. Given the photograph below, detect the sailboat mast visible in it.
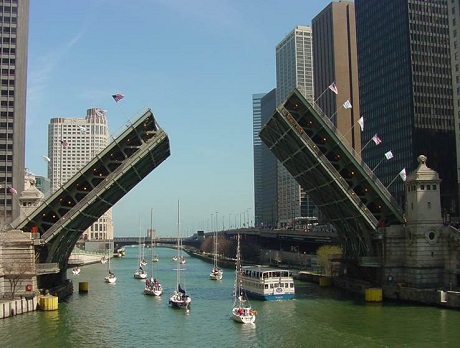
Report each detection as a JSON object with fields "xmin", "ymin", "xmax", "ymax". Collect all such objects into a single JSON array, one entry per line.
[{"xmin": 177, "ymin": 200, "xmax": 181, "ymax": 286}]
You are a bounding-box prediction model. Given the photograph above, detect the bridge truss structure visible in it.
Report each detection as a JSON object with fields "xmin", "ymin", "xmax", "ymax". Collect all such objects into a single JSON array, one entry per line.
[
  {"xmin": 259, "ymin": 89, "xmax": 405, "ymax": 272},
  {"xmin": 11, "ymin": 108, "xmax": 170, "ymax": 288}
]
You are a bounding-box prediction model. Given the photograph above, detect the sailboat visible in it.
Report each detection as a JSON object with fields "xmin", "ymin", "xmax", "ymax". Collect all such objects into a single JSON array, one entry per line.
[
  {"xmin": 232, "ymin": 234, "xmax": 256, "ymax": 324},
  {"xmin": 169, "ymin": 200, "xmax": 191, "ymax": 309},
  {"xmin": 104, "ymin": 246, "xmax": 117, "ymax": 284},
  {"xmin": 134, "ymin": 219, "xmax": 148, "ymax": 279},
  {"xmin": 209, "ymin": 231, "xmax": 223, "ymax": 280},
  {"xmin": 144, "ymin": 208, "xmax": 163, "ymax": 296}
]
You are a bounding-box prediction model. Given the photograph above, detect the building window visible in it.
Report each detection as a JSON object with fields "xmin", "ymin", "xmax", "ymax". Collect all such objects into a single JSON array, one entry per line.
[{"xmin": 428, "ymin": 202, "xmax": 431, "ymax": 209}]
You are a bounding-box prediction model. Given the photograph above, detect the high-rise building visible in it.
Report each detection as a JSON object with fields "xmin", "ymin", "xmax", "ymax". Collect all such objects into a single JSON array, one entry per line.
[
  {"xmin": 253, "ymin": 90, "xmax": 278, "ymax": 229},
  {"xmin": 276, "ymin": 25, "xmax": 316, "ymax": 227},
  {"xmin": 0, "ymin": 0, "xmax": 29, "ymax": 224},
  {"xmin": 356, "ymin": 0, "xmax": 457, "ymax": 214},
  {"xmin": 48, "ymin": 108, "xmax": 114, "ymax": 240},
  {"xmin": 448, "ymin": 0, "xmax": 460, "ymax": 214},
  {"xmin": 312, "ymin": 1, "xmax": 361, "ymax": 150}
]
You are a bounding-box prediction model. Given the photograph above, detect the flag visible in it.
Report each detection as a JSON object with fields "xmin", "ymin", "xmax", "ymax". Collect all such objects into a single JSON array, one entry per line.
[
  {"xmin": 328, "ymin": 82, "xmax": 338, "ymax": 95},
  {"xmin": 9, "ymin": 187, "xmax": 17, "ymax": 194},
  {"xmin": 343, "ymin": 100, "xmax": 352, "ymax": 109},
  {"xmin": 399, "ymin": 168, "xmax": 407, "ymax": 181},
  {"xmin": 79, "ymin": 126, "xmax": 87, "ymax": 133},
  {"xmin": 358, "ymin": 117, "xmax": 364, "ymax": 131},
  {"xmin": 372, "ymin": 134, "xmax": 382, "ymax": 145},
  {"xmin": 385, "ymin": 150, "xmax": 394, "ymax": 160},
  {"xmin": 60, "ymin": 139, "xmax": 69, "ymax": 147},
  {"xmin": 112, "ymin": 93, "xmax": 125, "ymax": 102},
  {"xmin": 42, "ymin": 155, "xmax": 51, "ymax": 162}
]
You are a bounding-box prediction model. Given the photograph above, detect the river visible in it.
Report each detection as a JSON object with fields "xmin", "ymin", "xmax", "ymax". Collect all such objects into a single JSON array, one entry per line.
[{"xmin": 2, "ymin": 246, "xmax": 460, "ymax": 347}]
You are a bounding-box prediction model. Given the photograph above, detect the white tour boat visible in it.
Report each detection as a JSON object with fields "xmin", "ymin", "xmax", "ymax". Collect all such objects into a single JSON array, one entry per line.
[{"xmin": 240, "ymin": 266, "xmax": 295, "ymax": 301}]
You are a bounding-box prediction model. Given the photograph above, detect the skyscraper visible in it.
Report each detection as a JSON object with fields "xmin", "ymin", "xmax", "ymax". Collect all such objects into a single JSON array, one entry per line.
[
  {"xmin": 356, "ymin": 0, "xmax": 457, "ymax": 214},
  {"xmin": 312, "ymin": 1, "xmax": 361, "ymax": 150},
  {"xmin": 48, "ymin": 108, "xmax": 114, "ymax": 240},
  {"xmin": 253, "ymin": 90, "xmax": 278, "ymax": 229},
  {"xmin": 448, "ymin": 0, "xmax": 460, "ymax": 214},
  {"xmin": 0, "ymin": 0, "xmax": 29, "ymax": 225},
  {"xmin": 276, "ymin": 25, "xmax": 316, "ymax": 227}
]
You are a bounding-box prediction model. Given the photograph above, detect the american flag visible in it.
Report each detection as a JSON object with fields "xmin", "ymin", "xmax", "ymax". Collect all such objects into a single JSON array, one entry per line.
[
  {"xmin": 328, "ymin": 82, "xmax": 338, "ymax": 95},
  {"xmin": 60, "ymin": 139, "xmax": 69, "ymax": 147},
  {"xmin": 112, "ymin": 93, "xmax": 125, "ymax": 102},
  {"xmin": 372, "ymin": 134, "xmax": 382, "ymax": 145}
]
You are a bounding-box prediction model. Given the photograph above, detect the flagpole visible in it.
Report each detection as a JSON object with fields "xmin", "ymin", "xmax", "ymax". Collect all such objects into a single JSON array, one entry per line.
[
  {"xmin": 372, "ymin": 157, "xmax": 385, "ymax": 172},
  {"xmin": 386, "ymin": 172, "xmax": 401, "ymax": 189},
  {"xmin": 314, "ymin": 87, "xmax": 329, "ymax": 103},
  {"xmin": 358, "ymin": 138, "xmax": 374, "ymax": 155},
  {"xmin": 328, "ymin": 105, "xmax": 343, "ymax": 121}
]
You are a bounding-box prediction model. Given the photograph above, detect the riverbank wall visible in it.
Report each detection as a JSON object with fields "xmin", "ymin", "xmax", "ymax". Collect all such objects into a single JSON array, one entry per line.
[{"xmin": 0, "ymin": 296, "xmax": 38, "ymax": 319}]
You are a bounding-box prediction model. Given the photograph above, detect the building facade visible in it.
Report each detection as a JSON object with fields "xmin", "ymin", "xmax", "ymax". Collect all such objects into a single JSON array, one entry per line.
[
  {"xmin": 312, "ymin": 1, "xmax": 361, "ymax": 151},
  {"xmin": 276, "ymin": 25, "xmax": 316, "ymax": 227},
  {"xmin": 356, "ymin": 0, "xmax": 457, "ymax": 215},
  {"xmin": 47, "ymin": 108, "xmax": 113, "ymax": 240},
  {"xmin": 0, "ymin": 0, "xmax": 29, "ymax": 225},
  {"xmin": 448, "ymin": 0, "xmax": 460, "ymax": 216},
  {"xmin": 253, "ymin": 89, "xmax": 278, "ymax": 229}
]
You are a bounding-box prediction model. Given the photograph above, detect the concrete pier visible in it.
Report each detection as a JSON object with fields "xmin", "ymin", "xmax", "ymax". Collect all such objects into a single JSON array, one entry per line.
[{"xmin": 0, "ymin": 297, "xmax": 38, "ymax": 319}]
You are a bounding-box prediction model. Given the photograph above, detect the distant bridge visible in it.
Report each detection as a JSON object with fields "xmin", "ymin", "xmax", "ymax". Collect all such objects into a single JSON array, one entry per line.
[
  {"xmin": 11, "ymin": 108, "xmax": 170, "ymax": 290},
  {"xmin": 113, "ymin": 227, "xmax": 338, "ymax": 253}
]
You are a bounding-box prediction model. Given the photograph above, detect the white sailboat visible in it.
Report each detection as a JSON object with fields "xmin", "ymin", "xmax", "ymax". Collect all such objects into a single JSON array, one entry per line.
[
  {"xmin": 134, "ymin": 219, "xmax": 148, "ymax": 279},
  {"xmin": 209, "ymin": 231, "xmax": 223, "ymax": 280},
  {"xmin": 169, "ymin": 200, "xmax": 191, "ymax": 309},
  {"xmin": 104, "ymin": 246, "xmax": 117, "ymax": 284},
  {"xmin": 232, "ymin": 234, "xmax": 256, "ymax": 324},
  {"xmin": 72, "ymin": 265, "xmax": 81, "ymax": 275},
  {"xmin": 144, "ymin": 208, "xmax": 163, "ymax": 296}
]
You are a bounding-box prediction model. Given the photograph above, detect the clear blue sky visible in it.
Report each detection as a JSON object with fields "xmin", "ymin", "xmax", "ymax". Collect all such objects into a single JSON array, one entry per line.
[{"xmin": 26, "ymin": 0, "xmax": 333, "ymax": 237}]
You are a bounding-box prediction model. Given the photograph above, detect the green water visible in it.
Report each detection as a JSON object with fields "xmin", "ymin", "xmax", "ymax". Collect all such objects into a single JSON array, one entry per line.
[{"xmin": 2, "ymin": 246, "xmax": 460, "ymax": 348}]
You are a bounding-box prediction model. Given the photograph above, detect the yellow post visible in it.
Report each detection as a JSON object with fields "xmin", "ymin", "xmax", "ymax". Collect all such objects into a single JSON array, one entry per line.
[
  {"xmin": 365, "ymin": 288, "xmax": 383, "ymax": 302},
  {"xmin": 39, "ymin": 295, "xmax": 59, "ymax": 311},
  {"xmin": 319, "ymin": 277, "xmax": 332, "ymax": 287},
  {"xmin": 79, "ymin": 282, "xmax": 89, "ymax": 293}
]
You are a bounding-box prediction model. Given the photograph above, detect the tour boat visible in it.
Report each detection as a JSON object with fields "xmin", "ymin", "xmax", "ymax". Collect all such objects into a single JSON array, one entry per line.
[
  {"xmin": 169, "ymin": 201, "xmax": 191, "ymax": 309},
  {"xmin": 232, "ymin": 234, "xmax": 256, "ymax": 324},
  {"xmin": 240, "ymin": 266, "xmax": 295, "ymax": 301}
]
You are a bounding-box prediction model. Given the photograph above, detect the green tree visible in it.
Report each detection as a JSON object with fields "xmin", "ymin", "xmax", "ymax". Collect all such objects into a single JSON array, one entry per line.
[{"xmin": 316, "ymin": 245, "xmax": 342, "ymax": 276}]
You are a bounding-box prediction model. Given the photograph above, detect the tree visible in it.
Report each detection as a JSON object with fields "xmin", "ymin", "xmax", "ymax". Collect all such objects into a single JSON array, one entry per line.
[
  {"xmin": 3, "ymin": 260, "xmax": 34, "ymax": 299},
  {"xmin": 316, "ymin": 245, "xmax": 342, "ymax": 276}
]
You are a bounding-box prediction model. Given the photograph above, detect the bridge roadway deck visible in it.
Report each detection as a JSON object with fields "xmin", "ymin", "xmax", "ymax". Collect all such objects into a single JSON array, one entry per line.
[
  {"xmin": 259, "ymin": 89, "xmax": 405, "ymax": 264},
  {"xmin": 10, "ymin": 107, "xmax": 170, "ymax": 289}
]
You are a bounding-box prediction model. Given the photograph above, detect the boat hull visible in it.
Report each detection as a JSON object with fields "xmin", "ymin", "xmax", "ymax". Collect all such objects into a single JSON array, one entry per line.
[
  {"xmin": 244, "ymin": 290, "xmax": 294, "ymax": 301},
  {"xmin": 134, "ymin": 271, "xmax": 147, "ymax": 279},
  {"xmin": 144, "ymin": 287, "xmax": 163, "ymax": 296},
  {"xmin": 169, "ymin": 292, "xmax": 191, "ymax": 309},
  {"xmin": 232, "ymin": 308, "xmax": 256, "ymax": 324},
  {"xmin": 105, "ymin": 275, "xmax": 117, "ymax": 284}
]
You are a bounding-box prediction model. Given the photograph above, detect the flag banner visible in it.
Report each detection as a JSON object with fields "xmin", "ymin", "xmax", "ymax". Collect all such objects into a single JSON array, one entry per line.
[
  {"xmin": 358, "ymin": 117, "xmax": 364, "ymax": 131},
  {"xmin": 399, "ymin": 168, "xmax": 407, "ymax": 181},
  {"xmin": 112, "ymin": 93, "xmax": 125, "ymax": 102},
  {"xmin": 9, "ymin": 187, "xmax": 17, "ymax": 194},
  {"xmin": 328, "ymin": 82, "xmax": 338, "ymax": 95},
  {"xmin": 385, "ymin": 150, "xmax": 394, "ymax": 160},
  {"xmin": 79, "ymin": 126, "xmax": 87, "ymax": 133},
  {"xmin": 60, "ymin": 139, "xmax": 69, "ymax": 147},
  {"xmin": 343, "ymin": 100, "xmax": 352, "ymax": 109},
  {"xmin": 42, "ymin": 155, "xmax": 51, "ymax": 162},
  {"xmin": 372, "ymin": 134, "xmax": 382, "ymax": 145}
]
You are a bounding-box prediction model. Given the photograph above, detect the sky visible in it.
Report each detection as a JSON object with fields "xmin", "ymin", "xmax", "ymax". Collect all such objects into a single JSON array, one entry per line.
[{"xmin": 26, "ymin": 0, "xmax": 334, "ymax": 237}]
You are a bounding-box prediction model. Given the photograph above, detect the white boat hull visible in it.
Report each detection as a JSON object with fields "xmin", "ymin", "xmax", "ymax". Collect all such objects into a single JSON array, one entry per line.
[
  {"xmin": 134, "ymin": 271, "xmax": 147, "ymax": 279},
  {"xmin": 169, "ymin": 291, "xmax": 191, "ymax": 309},
  {"xmin": 210, "ymin": 269, "xmax": 223, "ymax": 280},
  {"xmin": 232, "ymin": 307, "xmax": 256, "ymax": 324},
  {"xmin": 105, "ymin": 275, "xmax": 117, "ymax": 284}
]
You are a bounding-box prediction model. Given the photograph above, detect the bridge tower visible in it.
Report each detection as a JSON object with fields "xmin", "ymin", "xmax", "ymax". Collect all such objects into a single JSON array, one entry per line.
[{"xmin": 403, "ymin": 155, "xmax": 445, "ymax": 287}]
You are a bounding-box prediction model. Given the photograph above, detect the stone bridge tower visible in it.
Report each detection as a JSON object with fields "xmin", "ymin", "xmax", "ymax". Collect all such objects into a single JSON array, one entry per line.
[{"xmin": 404, "ymin": 155, "xmax": 444, "ymax": 287}]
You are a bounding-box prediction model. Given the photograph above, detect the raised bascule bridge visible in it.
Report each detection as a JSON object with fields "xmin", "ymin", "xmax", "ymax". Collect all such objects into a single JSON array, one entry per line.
[
  {"xmin": 10, "ymin": 108, "xmax": 170, "ymax": 293},
  {"xmin": 259, "ymin": 89, "xmax": 405, "ymax": 282}
]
